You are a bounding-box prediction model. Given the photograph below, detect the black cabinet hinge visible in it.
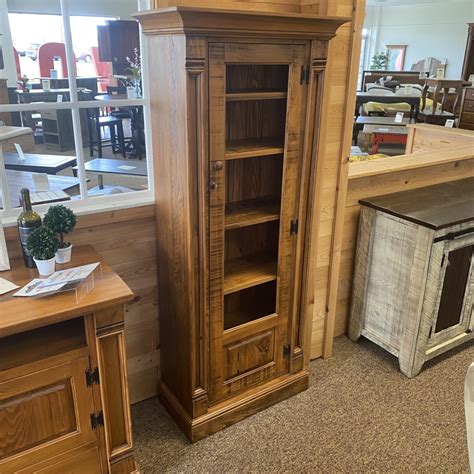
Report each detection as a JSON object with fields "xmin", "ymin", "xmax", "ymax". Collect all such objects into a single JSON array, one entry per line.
[
  {"xmin": 300, "ymin": 65, "xmax": 310, "ymax": 85},
  {"xmin": 90, "ymin": 411, "xmax": 104, "ymax": 429},
  {"xmin": 85, "ymin": 367, "xmax": 100, "ymax": 387},
  {"xmin": 290, "ymin": 219, "xmax": 299, "ymax": 236},
  {"xmin": 283, "ymin": 344, "xmax": 291, "ymax": 357}
]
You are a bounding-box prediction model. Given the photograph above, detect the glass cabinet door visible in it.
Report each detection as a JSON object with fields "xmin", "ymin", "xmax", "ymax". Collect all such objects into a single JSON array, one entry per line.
[{"xmin": 208, "ymin": 42, "xmax": 310, "ymax": 403}]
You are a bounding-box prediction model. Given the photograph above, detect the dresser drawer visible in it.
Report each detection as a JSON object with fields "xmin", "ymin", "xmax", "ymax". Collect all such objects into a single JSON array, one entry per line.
[
  {"xmin": 465, "ymin": 88, "xmax": 474, "ymax": 101},
  {"xmin": 461, "ymin": 111, "xmax": 474, "ymax": 125},
  {"xmin": 463, "ymin": 99, "xmax": 474, "ymax": 112}
]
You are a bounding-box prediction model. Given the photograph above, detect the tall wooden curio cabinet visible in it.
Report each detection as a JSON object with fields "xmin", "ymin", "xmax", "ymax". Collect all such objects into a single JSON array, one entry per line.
[{"xmin": 136, "ymin": 7, "xmax": 347, "ymax": 441}]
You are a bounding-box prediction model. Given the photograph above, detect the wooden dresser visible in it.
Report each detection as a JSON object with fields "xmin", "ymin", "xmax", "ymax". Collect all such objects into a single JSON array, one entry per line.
[
  {"xmin": 349, "ymin": 179, "xmax": 474, "ymax": 378},
  {"xmin": 460, "ymin": 87, "xmax": 474, "ymax": 130},
  {"xmin": 0, "ymin": 246, "xmax": 136, "ymax": 473}
]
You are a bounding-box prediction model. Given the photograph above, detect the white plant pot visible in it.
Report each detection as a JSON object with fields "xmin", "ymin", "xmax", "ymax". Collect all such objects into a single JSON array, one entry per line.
[
  {"xmin": 34, "ymin": 256, "xmax": 56, "ymax": 276},
  {"xmin": 55, "ymin": 244, "xmax": 73, "ymax": 264}
]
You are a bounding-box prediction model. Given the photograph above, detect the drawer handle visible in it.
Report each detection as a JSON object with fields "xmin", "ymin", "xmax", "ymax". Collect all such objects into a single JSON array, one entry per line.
[{"xmin": 210, "ymin": 181, "xmax": 218, "ymax": 190}]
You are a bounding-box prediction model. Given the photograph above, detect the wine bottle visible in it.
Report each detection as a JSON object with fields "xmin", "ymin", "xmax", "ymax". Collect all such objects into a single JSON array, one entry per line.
[{"xmin": 17, "ymin": 188, "xmax": 41, "ymax": 268}]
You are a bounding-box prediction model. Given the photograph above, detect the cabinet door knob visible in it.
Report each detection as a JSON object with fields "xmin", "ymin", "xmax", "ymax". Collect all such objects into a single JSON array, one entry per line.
[
  {"xmin": 212, "ymin": 161, "xmax": 224, "ymax": 171},
  {"xmin": 210, "ymin": 181, "xmax": 218, "ymax": 190}
]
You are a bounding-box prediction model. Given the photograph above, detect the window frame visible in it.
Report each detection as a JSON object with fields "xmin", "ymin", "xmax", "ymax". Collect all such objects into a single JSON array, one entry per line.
[{"xmin": 0, "ymin": 0, "xmax": 154, "ymax": 225}]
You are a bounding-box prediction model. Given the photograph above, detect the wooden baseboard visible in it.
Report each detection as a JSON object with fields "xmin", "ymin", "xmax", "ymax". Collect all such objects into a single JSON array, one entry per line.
[{"xmin": 159, "ymin": 371, "xmax": 309, "ymax": 442}]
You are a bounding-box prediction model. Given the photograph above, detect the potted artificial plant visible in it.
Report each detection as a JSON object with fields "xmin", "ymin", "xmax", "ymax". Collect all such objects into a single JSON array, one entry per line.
[
  {"xmin": 26, "ymin": 226, "xmax": 59, "ymax": 276},
  {"xmin": 43, "ymin": 205, "xmax": 77, "ymax": 264}
]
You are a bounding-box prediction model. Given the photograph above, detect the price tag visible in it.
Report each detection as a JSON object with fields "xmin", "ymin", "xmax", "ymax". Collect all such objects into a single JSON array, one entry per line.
[
  {"xmin": 57, "ymin": 94, "xmax": 63, "ymax": 103},
  {"xmin": 14, "ymin": 143, "xmax": 26, "ymax": 161},
  {"xmin": 394, "ymin": 112, "xmax": 404, "ymax": 123},
  {"xmin": 445, "ymin": 119, "xmax": 455, "ymax": 128},
  {"xmin": 32, "ymin": 173, "xmax": 51, "ymax": 192}
]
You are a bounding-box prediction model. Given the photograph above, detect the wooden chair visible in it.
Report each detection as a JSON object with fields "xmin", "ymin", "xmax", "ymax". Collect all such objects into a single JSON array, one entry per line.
[
  {"xmin": 418, "ymin": 79, "xmax": 463, "ymax": 125},
  {"xmin": 38, "ymin": 42, "xmax": 76, "ymax": 78},
  {"xmin": 466, "ymin": 363, "xmax": 474, "ymax": 472},
  {"xmin": 79, "ymin": 92, "xmax": 126, "ymax": 158}
]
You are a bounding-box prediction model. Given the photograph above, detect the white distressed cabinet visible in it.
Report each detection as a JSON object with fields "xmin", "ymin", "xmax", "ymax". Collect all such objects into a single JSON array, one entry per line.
[{"xmin": 349, "ymin": 178, "xmax": 474, "ymax": 377}]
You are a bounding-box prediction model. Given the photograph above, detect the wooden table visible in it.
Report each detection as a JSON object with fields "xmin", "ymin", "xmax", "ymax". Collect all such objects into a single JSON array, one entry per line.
[
  {"xmin": 0, "ymin": 245, "xmax": 137, "ymax": 472},
  {"xmin": 74, "ymin": 158, "xmax": 147, "ymax": 189},
  {"xmin": 354, "ymin": 115, "xmax": 410, "ymax": 144},
  {"xmin": 1, "ymin": 169, "xmax": 82, "ymax": 208},
  {"xmin": 4, "ymin": 152, "xmax": 77, "ymax": 174},
  {"xmin": 363, "ymin": 124, "xmax": 409, "ymax": 154},
  {"xmin": 356, "ymin": 92, "xmax": 420, "ymax": 119}
]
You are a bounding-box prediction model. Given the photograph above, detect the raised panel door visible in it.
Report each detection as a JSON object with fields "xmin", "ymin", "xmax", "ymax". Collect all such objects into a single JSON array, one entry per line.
[
  {"xmin": 0, "ymin": 357, "xmax": 97, "ymax": 472},
  {"xmin": 208, "ymin": 42, "xmax": 309, "ymax": 403}
]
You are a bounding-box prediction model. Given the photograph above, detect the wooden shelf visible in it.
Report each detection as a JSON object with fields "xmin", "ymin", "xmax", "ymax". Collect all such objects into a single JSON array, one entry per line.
[
  {"xmin": 224, "ymin": 253, "xmax": 277, "ymax": 295},
  {"xmin": 226, "ymin": 90, "xmax": 287, "ymax": 102},
  {"xmin": 225, "ymin": 138, "xmax": 284, "ymax": 160},
  {"xmin": 225, "ymin": 198, "xmax": 280, "ymax": 230}
]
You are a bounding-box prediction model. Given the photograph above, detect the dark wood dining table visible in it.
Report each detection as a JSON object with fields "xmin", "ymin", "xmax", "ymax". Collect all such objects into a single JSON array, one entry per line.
[{"xmin": 3, "ymin": 152, "xmax": 77, "ymax": 174}]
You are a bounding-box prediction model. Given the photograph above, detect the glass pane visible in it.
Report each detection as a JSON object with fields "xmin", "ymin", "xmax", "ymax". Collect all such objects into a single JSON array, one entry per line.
[
  {"xmin": 6, "ymin": 2, "xmax": 75, "ymax": 103},
  {"xmin": 1, "ymin": 107, "xmax": 79, "ymax": 210},
  {"xmin": 80, "ymin": 102, "xmax": 147, "ymax": 197},
  {"xmin": 71, "ymin": 10, "xmax": 142, "ymax": 97}
]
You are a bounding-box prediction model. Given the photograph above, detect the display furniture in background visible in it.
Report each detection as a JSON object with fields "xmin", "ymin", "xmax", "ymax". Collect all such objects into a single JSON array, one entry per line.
[
  {"xmin": 0, "ymin": 246, "xmax": 136, "ymax": 472},
  {"xmin": 418, "ymin": 78, "xmax": 464, "ymax": 126},
  {"xmin": 136, "ymin": 5, "xmax": 348, "ymax": 441},
  {"xmin": 37, "ymin": 42, "xmax": 76, "ymax": 78},
  {"xmin": 360, "ymin": 70, "xmax": 426, "ymax": 92},
  {"xmin": 333, "ymin": 124, "xmax": 474, "ymax": 341},
  {"xmin": 97, "ymin": 20, "xmax": 140, "ymax": 76},
  {"xmin": 349, "ymin": 179, "xmax": 474, "ymax": 377},
  {"xmin": 459, "ymin": 86, "xmax": 474, "ymax": 130},
  {"xmin": 462, "ymin": 23, "xmax": 474, "ymax": 82},
  {"xmin": 411, "ymin": 56, "xmax": 446, "ymax": 78}
]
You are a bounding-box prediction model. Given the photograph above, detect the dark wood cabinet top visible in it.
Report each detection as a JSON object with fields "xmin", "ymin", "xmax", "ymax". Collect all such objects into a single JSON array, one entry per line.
[{"xmin": 360, "ymin": 177, "xmax": 474, "ymax": 230}]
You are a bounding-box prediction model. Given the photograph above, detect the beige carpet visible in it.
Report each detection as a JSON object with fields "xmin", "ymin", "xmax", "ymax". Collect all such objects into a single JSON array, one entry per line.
[{"xmin": 131, "ymin": 336, "xmax": 473, "ymax": 473}]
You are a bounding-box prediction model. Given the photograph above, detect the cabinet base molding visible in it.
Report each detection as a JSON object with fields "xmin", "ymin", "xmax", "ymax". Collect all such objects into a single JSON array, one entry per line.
[{"xmin": 159, "ymin": 371, "xmax": 309, "ymax": 442}]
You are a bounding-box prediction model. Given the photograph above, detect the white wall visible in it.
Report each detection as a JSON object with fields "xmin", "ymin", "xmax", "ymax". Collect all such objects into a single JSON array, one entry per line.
[{"xmin": 364, "ymin": 1, "xmax": 474, "ymax": 78}]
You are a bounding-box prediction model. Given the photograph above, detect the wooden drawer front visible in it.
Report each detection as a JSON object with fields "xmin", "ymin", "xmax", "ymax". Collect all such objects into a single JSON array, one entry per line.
[
  {"xmin": 0, "ymin": 357, "xmax": 96, "ymax": 471},
  {"xmin": 223, "ymin": 330, "xmax": 275, "ymax": 394},
  {"xmin": 98, "ymin": 331, "xmax": 132, "ymax": 460},
  {"xmin": 463, "ymin": 99, "xmax": 474, "ymax": 112},
  {"xmin": 465, "ymin": 88, "xmax": 474, "ymax": 101},
  {"xmin": 461, "ymin": 111, "xmax": 474, "ymax": 125}
]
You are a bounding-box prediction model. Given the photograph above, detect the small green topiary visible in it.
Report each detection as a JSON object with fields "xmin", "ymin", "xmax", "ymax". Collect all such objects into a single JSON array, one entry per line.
[
  {"xmin": 43, "ymin": 205, "xmax": 77, "ymax": 249},
  {"xmin": 26, "ymin": 226, "xmax": 59, "ymax": 261}
]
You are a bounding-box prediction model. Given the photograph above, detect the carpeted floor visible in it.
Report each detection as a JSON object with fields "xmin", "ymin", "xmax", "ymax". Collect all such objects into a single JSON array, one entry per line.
[{"xmin": 131, "ymin": 336, "xmax": 473, "ymax": 473}]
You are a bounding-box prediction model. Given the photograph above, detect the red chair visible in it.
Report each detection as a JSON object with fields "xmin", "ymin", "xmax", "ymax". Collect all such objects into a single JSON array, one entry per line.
[
  {"xmin": 13, "ymin": 47, "xmax": 22, "ymax": 80},
  {"xmin": 91, "ymin": 46, "xmax": 110, "ymax": 92},
  {"xmin": 38, "ymin": 42, "xmax": 76, "ymax": 78}
]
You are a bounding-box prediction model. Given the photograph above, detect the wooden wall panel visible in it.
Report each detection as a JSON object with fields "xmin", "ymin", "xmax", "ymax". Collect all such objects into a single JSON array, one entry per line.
[
  {"xmin": 305, "ymin": 0, "xmax": 366, "ymax": 359},
  {"xmin": 334, "ymin": 149, "xmax": 474, "ymax": 339},
  {"xmin": 4, "ymin": 205, "xmax": 159, "ymax": 404}
]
